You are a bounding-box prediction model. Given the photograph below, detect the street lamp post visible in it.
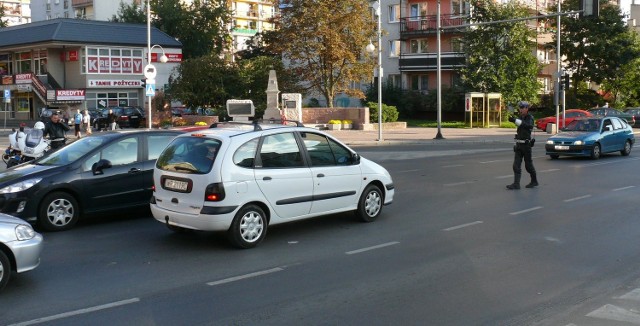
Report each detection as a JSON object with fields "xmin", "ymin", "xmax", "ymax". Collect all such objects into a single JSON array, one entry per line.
[
  {"xmin": 146, "ymin": 1, "xmax": 168, "ymax": 128},
  {"xmin": 366, "ymin": 1, "xmax": 383, "ymax": 142}
]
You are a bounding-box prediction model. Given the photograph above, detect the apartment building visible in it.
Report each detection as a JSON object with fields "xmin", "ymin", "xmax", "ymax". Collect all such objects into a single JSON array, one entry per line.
[
  {"xmin": 228, "ymin": 0, "xmax": 277, "ymax": 58},
  {"xmin": 29, "ymin": 0, "xmax": 137, "ymax": 21},
  {"xmin": 1, "ymin": 0, "xmax": 31, "ymax": 26}
]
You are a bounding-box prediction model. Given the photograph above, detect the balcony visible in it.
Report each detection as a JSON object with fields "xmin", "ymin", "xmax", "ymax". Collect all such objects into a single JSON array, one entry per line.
[
  {"xmin": 72, "ymin": 0, "xmax": 92, "ymax": 7},
  {"xmin": 400, "ymin": 15, "xmax": 467, "ymax": 39},
  {"xmin": 399, "ymin": 52, "xmax": 466, "ymax": 71}
]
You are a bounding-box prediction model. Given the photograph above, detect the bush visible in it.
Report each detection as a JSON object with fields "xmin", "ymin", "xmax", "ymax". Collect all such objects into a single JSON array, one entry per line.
[
  {"xmin": 173, "ymin": 117, "xmax": 187, "ymax": 126},
  {"xmin": 367, "ymin": 102, "xmax": 399, "ymax": 123},
  {"xmin": 328, "ymin": 119, "xmax": 342, "ymax": 124},
  {"xmin": 342, "ymin": 119, "xmax": 353, "ymax": 124},
  {"xmin": 195, "ymin": 121, "xmax": 208, "ymax": 126}
]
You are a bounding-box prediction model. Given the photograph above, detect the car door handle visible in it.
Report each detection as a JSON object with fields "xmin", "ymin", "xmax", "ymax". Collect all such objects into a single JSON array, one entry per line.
[
  {"xmin": 263, "ymin": 176, "xmax": 272, "ymax": 181},
  {"xmin": 129, "ymin": 168, "xmax": 141, "ymax": 173},
  {"xmin": 317, "ymin": 173, "xmax": 325, "ymax": 178}
]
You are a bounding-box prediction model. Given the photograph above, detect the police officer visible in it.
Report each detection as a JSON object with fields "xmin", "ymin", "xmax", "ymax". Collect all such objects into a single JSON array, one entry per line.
[
  {"xmin": 43, "ymin": 111, "xmax": 70, "ymax": 150},
  {"xmin": 507, "ymin": 101, "xmax": 538, "ymax": 190}
]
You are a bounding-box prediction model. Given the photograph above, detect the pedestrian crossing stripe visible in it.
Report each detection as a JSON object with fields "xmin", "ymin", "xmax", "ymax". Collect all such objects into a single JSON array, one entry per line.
[{"xmin": 145, "ymin": 84, "xmax": 155, "ymax": 96}]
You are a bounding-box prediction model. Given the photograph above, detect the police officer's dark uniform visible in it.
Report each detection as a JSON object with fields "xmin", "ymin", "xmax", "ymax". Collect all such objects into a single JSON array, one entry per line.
[
  {"xmin": 507, "ymin": 101, "xmax": 538, "ymax": 190},
  {"xmin": 43, "ymin": 112, "xmax": 70, "ymax": 150}
]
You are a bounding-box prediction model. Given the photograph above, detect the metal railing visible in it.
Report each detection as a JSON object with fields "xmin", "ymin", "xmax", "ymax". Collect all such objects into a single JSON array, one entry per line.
[{"xmin": 400, "ymin": 14, "xmax": 467, "ymax": 34}]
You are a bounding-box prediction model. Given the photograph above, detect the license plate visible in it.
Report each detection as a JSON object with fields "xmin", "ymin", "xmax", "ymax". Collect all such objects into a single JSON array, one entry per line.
[
  {"xmin": 555, "ymin": 145, "xmax": 569, "ymax": 150},
  {"xmin": 131, "ymin": 116, "xmax": 138, "ymax": 119},
  {"xmin": 164, "ymin": 179, "xmax": 188, "ymax": 191}
]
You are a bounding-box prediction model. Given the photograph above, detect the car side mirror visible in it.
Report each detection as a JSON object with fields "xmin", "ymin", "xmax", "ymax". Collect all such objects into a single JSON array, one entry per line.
[
  {"xmin": 352, "ymin": 153, "xmax": 360, "ymax": 165},
  {"xmin": 92, "ymin": 159, "xmax": 112, "ymax": 175}
]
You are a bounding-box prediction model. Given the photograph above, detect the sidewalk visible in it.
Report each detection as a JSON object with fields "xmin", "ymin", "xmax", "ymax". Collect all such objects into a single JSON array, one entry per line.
[{"xmin": 325, "ymin": 127, "xmax": 552, "ymax": 146}]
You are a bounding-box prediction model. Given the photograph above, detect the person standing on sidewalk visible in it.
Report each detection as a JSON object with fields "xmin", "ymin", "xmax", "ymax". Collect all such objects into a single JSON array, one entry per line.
[
  {"xmin": 108, "ymin": 109, "xmax": 118, "ymax": 130},
  {"xmin": 506, "ymin": 101, "xmax": 538, "ymax": 190},
  {"xmin": 73, "ymin": 108, "xmax": 83, "ymax": 139}
]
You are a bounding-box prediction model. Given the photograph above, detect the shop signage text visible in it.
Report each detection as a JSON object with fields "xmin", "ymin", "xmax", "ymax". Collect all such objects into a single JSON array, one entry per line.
[
  {"xmin": 87, "ymin": 80, "xmax": 144, "ymax": 88},
  {"xmin": 56, "ymin": 89, "xmax": 86, "ymax": 101}
]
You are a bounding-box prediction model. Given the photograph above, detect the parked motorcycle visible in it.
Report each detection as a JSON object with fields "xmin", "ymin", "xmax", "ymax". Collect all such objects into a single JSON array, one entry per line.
[
  {"xmin": 4, "ymin": 124, "xmax": 27, "ymax": 168},
  {"xmin": 6, "ymin": 122, "xmax": 63, "ymax": 168}
]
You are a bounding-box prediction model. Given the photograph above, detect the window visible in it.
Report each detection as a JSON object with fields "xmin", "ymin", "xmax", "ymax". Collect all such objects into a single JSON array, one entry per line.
[
  {"xmin": 450, "ymin": 37, "xmax": 463, "ymax": 52},
  {"xmin": 451, "ymin": 0, "xmax": 464, "ymax": 15},
  {"xmin": 156, "ymin": 137, "xmax": 221, "ymax": 174},
  {"xmin": 233, "ymin": 138, "xmax": 259, "ymax": 168},
  {"xmin": 410, "ymin": 3, "xmax": 427, "ymax": 20},
  {"xmin": 82, "ymin": 138, "xmax": 138, "ymax": 171},
  {"xmin": 302, "ymin": 133, "xmax": 353, "ymax": 166},
  {"xmin": 411, "ymin": 75, "xmax": 428, "ymax": 91},
  {"xmin": 148, "ymin": 134, "xmax": 179, "ymax": 161},
  {"xmin": 388, "ymin": 5, "xmax": 400, "ymax": 22},
  {"xmin": 16, "ymin": 52, "xmax": 31, "ymax": 73},
  {"xmin": 410, "ymin": 39, "xmax": 428, "ymax": 53},
  {"xmin": 83, "ymin": 47, "xmax": 144, "ymax": 74},
  {"xmin": 389, "ymin": 40, "xmax": 400, "ymax": 57},
  {"xmin": 389, "ymin": 74, "xmax": 401, "ymax": 88},
  {"xmin": 612, "ymin": 118, "xmax": 623, "ymax": 130},
  {"xmin": 258, "ymin": 133, "xmax": 303, "ymax": 168}
]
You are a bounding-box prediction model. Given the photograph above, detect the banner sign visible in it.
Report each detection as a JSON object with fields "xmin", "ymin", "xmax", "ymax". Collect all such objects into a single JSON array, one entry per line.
[
  {"xmin": 15, "ymin": 73, "xmax": 32, "ymax": 84},
  {"xmin": 87, "ymin": 79, "xmax": 144, "ymax": 88},
  {"xmin": 86, "ymin": 57, "xmax": 143, "ymax": 74},
  {"xmin": 151, "ymin": 53, "xmax": 182, "ymax": 63},
  {"xmin": 56, "ymin": 89, "xmax": 86, "ymax": 101}
]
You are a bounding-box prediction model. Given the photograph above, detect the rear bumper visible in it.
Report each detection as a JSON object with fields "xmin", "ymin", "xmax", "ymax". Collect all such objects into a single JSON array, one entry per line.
[{"xmin": 150, "ymin": 203, "xmax": 235, "ymax": 231}]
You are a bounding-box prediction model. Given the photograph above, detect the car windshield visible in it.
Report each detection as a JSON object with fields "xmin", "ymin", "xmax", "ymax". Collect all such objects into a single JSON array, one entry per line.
[
  {"xmin": 36, "ymin": 136, "xmax": 107, "ymax": 166},
  {"xmin": 565, "ymin": 119, "xmax": 600, "ymax": 132},
  {"xmin": 156, "ymin": 137, "xmax": 221, "ymax": 174}
]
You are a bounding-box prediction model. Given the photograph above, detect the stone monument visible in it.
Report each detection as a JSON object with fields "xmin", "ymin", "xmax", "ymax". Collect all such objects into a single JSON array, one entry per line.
[{"xmin": 263, "ymin": 70, "xmax": 282, "ymax": 121}]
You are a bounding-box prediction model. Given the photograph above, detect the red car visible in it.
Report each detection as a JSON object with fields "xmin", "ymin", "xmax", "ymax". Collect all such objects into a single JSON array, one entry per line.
[{"xmin": 536, "ymin": 109, "xmax": 593, "ymax": 131}]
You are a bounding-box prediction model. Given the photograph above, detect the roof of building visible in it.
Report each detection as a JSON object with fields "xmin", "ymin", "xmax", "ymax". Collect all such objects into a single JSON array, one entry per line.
[{"xmin": 0, "ymin": 18, "xmax": 182, "ymax": 49}]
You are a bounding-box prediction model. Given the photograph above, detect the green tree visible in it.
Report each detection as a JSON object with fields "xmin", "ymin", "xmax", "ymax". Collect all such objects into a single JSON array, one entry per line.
[
  {"xmin": 169, "ymin": 54, "xmax": 243, "ymax": 109},
  {"xmin": 605, "ymin": 56, "xmax": 640, "ymax": 108},
  {"xmin": 0, "ymin": 9, "xmax": 7, "ymax": 28},
  {"xmin": 110, "ymin": 1, "xmax": 146, "ymax": 23},
  {"xmin": 558, "ymin": 0, "xmax": 640, "ymax": 105},
  {"xmin": 460, "ymin": 0, "xmax": 541, "ymax": 106},
  {"xmin": 262, "ymin": 0, "xmax": 376, "ymax": 107},
  {"xmin": 112, "ymin": 0, "xmax": 231, "ymax": 59}
]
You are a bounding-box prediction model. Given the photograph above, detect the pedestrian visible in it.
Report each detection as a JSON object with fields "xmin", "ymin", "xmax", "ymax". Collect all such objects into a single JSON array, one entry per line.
[
  {"xmin": 73, "ymin": 108, "xmax": 83, "ymax": 138},
  {"xmin": 506, "ymin": 101, "xmax": 538, "ymax": 190},
  {"xmin": 82, "ymin": 109, "xmax": 92, "ymax": 135},
  {"xmin": 108, "ymin": 109, "xmax": 117, "ymax": 130},
  {"xmin": 43, "ymin": 111, "xmax": 70, "ymax": 150}
]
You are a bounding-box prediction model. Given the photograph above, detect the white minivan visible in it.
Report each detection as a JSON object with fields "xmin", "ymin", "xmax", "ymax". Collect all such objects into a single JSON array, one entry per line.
[{"xmin": 150, "ymin": 122, "xmax": 394, "ymax": 248}]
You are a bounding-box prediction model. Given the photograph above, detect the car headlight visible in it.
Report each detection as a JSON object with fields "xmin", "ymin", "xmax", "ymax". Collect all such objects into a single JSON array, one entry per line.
[
  {"xmin": 15, "ymin": 224, "xmax": 35, "ymax": 240},
  {"xmin": 0, "ymin": 178, "xmax": 43, "ymax": 194},
  {"xmin": 546, "ymin": 140, "xmax": 554, "ymax": 145},
  {"xmin": 573, "ymin": 140, "xmax": 584, "ymax": 145}
]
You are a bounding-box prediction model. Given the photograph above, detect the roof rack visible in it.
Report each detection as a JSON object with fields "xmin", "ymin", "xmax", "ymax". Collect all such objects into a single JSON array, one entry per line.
[{"xmin": 210, "ymin": 119, "xmax": 305, "ymax": 131}]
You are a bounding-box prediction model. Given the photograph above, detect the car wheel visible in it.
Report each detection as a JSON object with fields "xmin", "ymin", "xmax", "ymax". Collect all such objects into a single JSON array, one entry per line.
[
  {"xmin": 356, "ymin": 184, "xmax": 383, "ymax": 222},
  {"xmin": 621, "ymin": 140, "xmax": 632, "ymax": 156},
  {"xmin": 0, "ymin": 250, "xmax": 11, "ymax": 292},
  {"xmin": 590, "ymin": 143, "xmax": 601, "ymax": 160},
  {"xmin": 227, "ymin": 204, "xmax": 267, "ymax": 249},
  {"xmin": 38, "ymin": 192, "xmax": 79, "ymax": 231},
  {"xmin": 549, "ymin": 154, "xmax": 560, "ymax": 159}
]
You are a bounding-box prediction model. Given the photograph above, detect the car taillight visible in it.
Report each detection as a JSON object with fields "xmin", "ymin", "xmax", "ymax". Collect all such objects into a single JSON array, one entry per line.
[
  {"xmin": 120, "ymin": 116, "xmax": 128, "ymax": 120},
  {"xmin": 205, "ymin": 183, "xmax": 225, "ymax": 202}
]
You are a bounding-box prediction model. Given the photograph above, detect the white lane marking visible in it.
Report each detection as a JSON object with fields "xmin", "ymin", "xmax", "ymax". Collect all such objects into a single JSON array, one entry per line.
[
  {"xmin": 539, "ymin": 168, "xmax": 560, "ymax": 173},
  {"xmin": 479, "ymin": 159, "xmax": 506, "ymax": 164},
  {"xmin": 574, "ymin": 157, "xmax": 640, "ymax": 167},
  {"xmin": 585, "ymin": 304, "xmax": 640, "ymax": 324},
  {"xmin": 9, "ymin": 298, "xmax": 140, "ymax": 326},
  {"xmin": 495, "ymin": 175, "xmax": 513, "ymax": 179},
  {"xmin": 443, "ymin": 221, "xmax": 483, "ymax": 231},
  {"xmin": 509, "ymin": 206, "xmax": 543, "ymax": 215},
  {"xmin": 444, "ymin": 181, "xmax": 475, "ymax": 187},
  {"xmin": 613, "ymin": 186, "xmax": 636, "ymax": 192},
  {"xmin": 618, "ymin": 288, "xmax": 640, "ymax": 301},
  {"xmin": 207, "ymin": 267, "xmax": 284, "ymax": 286},
  {"xmin": 442, "ymin": 164, "xmax": 464, "ymax": 168},
  {"xmin": 564, "ymin": 194, "xmax": 592, "ymax": 202},
  {"xmin": 396, "ymin": 169, "xmax": 421, "ymax": 173},
  {"xmin": 346, "ymin": 241, "xmax": 400, "ymax": 255}
]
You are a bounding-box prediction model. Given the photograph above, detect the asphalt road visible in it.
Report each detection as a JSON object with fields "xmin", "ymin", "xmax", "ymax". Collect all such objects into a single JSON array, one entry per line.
[{"xmin": 1, "ymin": 142, "xmax": 640, "ymax": 325}]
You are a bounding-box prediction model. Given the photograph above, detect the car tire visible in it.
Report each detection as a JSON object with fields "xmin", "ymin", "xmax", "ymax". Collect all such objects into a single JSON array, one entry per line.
[
  {"xmin": 227, "ymin": 204, "xmax": 267, "ymax": 249},
  {"xmin": 0, "ymin": 250, "xmax": 11, "ymax": 292},
  {"xmin": 621, "ymin": 140, "xmax": 632, "ymax": 156},
  {"xmin": 549, "ymin": 154, "xmax": 560, "ymax": 159},
  {"xmin": 356, "ymin": 184, "xmax": 383, "ymax": 222},
  {"xmin": 38, "ymin": 192, "xmax": 80, "ymax": 231},
  {"xmin": 590, "ymin": 143, "xmax": 601, "ymax": 160}
]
